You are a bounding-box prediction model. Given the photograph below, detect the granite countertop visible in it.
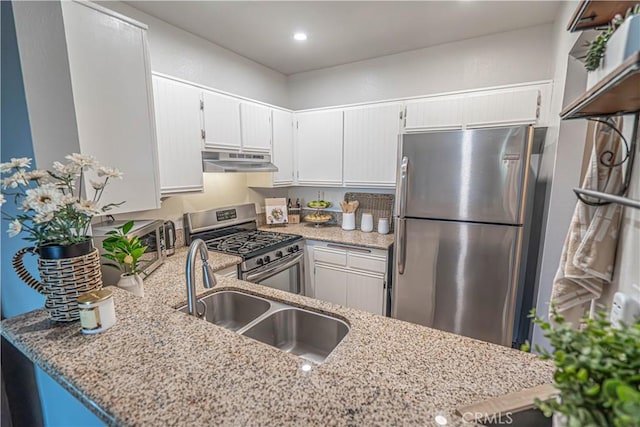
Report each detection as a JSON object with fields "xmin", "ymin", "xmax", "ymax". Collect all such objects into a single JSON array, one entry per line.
[
  {"xmin": 1, "ymin": 251, "xmax": 553, "ymax": 426},
  {"xmin": 143, "ymin": 246, "xmax": 242, "ymax": 307},
  {"xmin": 258, "ymin": 223, "xmax": 394, "ymax": 250}
]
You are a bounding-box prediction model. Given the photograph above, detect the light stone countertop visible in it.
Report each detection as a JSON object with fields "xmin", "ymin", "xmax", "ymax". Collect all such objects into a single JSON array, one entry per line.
[
  {"xmin": 143, "ymin": 246, "xmax": 242, "ymax": 307},
  {"xmin": 258, "ymin": 223, "xmax": 394, "ymax": 250},
  {"xmin": 1, "ymin": 249, "xmax": 553, "ymax": 426}
]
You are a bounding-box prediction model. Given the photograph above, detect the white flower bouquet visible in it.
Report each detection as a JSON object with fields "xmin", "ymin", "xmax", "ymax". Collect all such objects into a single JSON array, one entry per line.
[{"xmin": 0, "ymin": 154, "xmax": 123, "ymax": 247}]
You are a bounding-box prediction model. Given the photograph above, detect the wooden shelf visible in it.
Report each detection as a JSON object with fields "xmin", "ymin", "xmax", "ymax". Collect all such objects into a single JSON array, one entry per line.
[
  {"xmin": 561, "ymin": 52, "xmax": 640, "ymax": 119},
  {"xmin": 567, "ymin": 1, "xmax": 639, "ymax": 32},
  {"xmin": 574, "ymin": 188, "xmax": 640, "ymax": 209}
]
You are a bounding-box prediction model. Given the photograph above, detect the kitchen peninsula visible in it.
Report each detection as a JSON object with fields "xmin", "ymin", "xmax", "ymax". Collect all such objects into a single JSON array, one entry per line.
[{"xmin": 1, "ymin": 247, "xmax": 553, "ymax": 426}]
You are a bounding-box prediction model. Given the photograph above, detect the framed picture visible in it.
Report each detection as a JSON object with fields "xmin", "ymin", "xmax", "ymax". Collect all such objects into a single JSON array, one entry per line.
[{"xmin": 265, "ymin": 198, "xmax": 288, "ymax": 225}]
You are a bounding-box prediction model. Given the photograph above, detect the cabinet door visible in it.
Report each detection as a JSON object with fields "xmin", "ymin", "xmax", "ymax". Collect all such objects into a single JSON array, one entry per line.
[
  {"xmin": 314, "ymin": 264, "xmax": 347, "ymax": 306},
  {"xmin": 202, "ymin": 91, "xmax": 241, "ymax": 150},
  {"xmin": 296, "ymin": 110, "xmax": 343, "ymax": 186},
  {"xmin": 404, "ymin": 95, "xmax": 466, "ymax": 132},
  {"xmin": 465, "ymin": 88, "xmax": 540, "ymax": 128},
  {"xmin": 61, "ymin": 1, "xmax": 160, "ymax": 214},
  {"xmin": 240, "ymin": 102, "xmax": 272, "ymax": 152},
  {"xmin": 344, "ymin": 103, "xmax": 402, "ymax": 187},
  {"xmin": 152, "ymin": 76, "xmax": 203, "ymax": 194},
  {"xmin": 346, "ymin": 271, "xmax": 385, "ymax": 316},
  {"xmin": 272, "ymin": 109, "xmax": 295, "ymax": 184}
]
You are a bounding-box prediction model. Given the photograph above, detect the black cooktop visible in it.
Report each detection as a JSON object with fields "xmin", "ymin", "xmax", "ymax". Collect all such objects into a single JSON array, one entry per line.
[{"xmin": 198, "ymin": 230, "xmax": 301, "ymax": 258}]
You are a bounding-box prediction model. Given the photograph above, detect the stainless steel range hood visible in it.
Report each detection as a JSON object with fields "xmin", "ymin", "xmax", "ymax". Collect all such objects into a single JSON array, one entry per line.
[{"xmin": 202, "ymin": 151, "xmax": 278, "ymax": 173}]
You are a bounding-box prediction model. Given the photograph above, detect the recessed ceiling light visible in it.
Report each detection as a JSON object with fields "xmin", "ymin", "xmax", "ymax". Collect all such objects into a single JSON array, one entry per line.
[{"xmin": 293, "ymin": 32, "xmax": 307, "ymax": 41}]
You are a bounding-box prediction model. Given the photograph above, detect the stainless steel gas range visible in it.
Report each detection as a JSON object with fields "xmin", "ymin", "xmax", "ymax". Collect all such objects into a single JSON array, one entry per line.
[{"xmin": 184, "ymin": 204, "xmax": 304, "ymax": 294}]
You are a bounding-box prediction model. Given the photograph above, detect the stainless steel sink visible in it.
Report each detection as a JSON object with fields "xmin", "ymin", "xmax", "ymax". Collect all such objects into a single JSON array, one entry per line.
[
  {"xmin": 178, "ymin": 291, "xmax": 271, "ymax": 332},
  {"xmin": 178, "ymin": 289, "xmax": 350, "ymax": 363},
  {"xmin": 241, "ymin": 308, "xmax": 349, "ymax": 363}
]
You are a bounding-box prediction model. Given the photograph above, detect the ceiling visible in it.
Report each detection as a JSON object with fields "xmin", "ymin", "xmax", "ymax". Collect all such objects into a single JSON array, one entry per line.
[{"xmin": 126, "ymin": 1, "xmax": 562, "ymax": 75}]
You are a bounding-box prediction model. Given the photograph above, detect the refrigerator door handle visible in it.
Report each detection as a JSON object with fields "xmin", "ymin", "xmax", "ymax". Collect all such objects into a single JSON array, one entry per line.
[
  {"xmin": 398, "ymin": 156, "xmax": 409, "ymax": 218},
  {"xmin": 397, "ymin": 218, "xmax": 407, "ymax": 275},
  {"xmin": 397, "ymin": 156, "xmax": 409, "ymax": 275}
]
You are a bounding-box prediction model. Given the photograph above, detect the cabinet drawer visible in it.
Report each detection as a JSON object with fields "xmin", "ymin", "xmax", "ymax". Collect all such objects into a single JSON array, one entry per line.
[
  {"xmin": 314, "ymin": 247, "xmax": 347, "ymax": 266},
  {"xmin": 348, "ymin": 253, "xmax": 387, "ymax": 274}
]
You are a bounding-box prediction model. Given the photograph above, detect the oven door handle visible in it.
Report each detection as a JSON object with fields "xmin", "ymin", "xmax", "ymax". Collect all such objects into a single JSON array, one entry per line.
[{"xmin": 245, "ymin": 253, "xmax": 304, "ymax": 283}]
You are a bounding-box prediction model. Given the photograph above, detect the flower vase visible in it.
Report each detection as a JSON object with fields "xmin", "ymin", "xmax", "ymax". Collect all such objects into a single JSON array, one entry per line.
[
  {"xmin": 12, "ymin": 239, "xmax": 103, "ymax": 322},
  {"xmin": 117, "ymin": 273, "xmax": 144, "ymax": 297}
]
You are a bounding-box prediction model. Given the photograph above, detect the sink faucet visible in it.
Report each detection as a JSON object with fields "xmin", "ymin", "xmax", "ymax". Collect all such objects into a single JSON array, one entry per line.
[{"xmin": 185, "ymin": 239, "xmax": 217, "ymax": 317}]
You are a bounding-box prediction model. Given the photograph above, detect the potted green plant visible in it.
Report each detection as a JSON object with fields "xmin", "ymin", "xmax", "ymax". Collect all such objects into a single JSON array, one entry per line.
[
  {"xmin": 1, "ymin": 154, "xmax": 123, "ymax": 321},
  {"xmin": 585, "ymin": 4, "xmax": 640, "ymax": 88},
  {"xmin": 523, "ymin": 308, "xmax": 640, "ymax": 427},
  {"xmin": 101, "ymin": 220, "xmax": 147, "ymax": 297}
]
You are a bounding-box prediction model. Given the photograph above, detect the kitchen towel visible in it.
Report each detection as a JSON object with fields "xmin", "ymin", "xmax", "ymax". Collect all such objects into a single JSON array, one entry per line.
[{"xmin": 550, "ymin": 119, "xmax": 624, "ymax": 325}]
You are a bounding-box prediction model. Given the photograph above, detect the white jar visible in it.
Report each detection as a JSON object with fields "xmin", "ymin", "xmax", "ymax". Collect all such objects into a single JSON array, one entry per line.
[
  {"xmin": 77, "ymin": 289, "xmax": 116, "ymax": 334},
  {"xmin": 377, "ymin": 218, "xmax": 390, "ymax": 235},
  {"xmin": 342, "ymin": 212, "xmax": 355, "ymax": 231},
  {"xmin": 361, "ymin": 213, "xmax": 374, "ymax": 233}
]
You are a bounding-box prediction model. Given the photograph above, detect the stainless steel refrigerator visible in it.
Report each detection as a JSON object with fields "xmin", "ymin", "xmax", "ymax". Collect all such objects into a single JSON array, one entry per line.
[{"xmin": 392, "ymin": 126, "xmax": 540, "ymax": 346}]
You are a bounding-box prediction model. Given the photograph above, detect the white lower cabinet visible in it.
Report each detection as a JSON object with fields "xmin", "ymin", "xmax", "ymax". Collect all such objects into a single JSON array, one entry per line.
[
  {"xmin": 307, "ymin": 240, "xmax": 388, "ymax": 316},
  {"xmin": 314, "ymin": 264, "xmax": 348, "ymax": 306},
  {"xmin": 345, "ymin": 271, "xmax": 385, "ymax": 314}
]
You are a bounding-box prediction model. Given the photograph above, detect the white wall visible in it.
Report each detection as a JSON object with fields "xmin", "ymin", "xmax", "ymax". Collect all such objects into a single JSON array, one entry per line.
[
  {"xmin": 531, "ymin": 0, "xmax": 584, "ymax": 349},
  {"xmin": 611, "ymin": 117, "xmax": 640, "ymax": 301},
  {"xmin": 287, "ymin": 23, "xmax": 555, "ymax": 110},
  {"xmin": 114, "ymin": 173, "xmax": 288, "ymax": 225},
  {"xmin": 98, "ymin": 1, "xmax": 289, "ymax": 107}
]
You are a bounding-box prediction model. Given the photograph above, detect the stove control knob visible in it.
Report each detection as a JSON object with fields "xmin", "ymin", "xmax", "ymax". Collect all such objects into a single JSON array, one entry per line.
[
  {"xmin": 256, "ymin": 258, "xmax": 264, "ymax": 266},
  {"xmin": 293, "ymin": 245, "xmax": 300, "ymax": 252},
  {"xmin": 275, "ymin": 251, "xmax": 283, "ymax": 258},
  {"xmin": 263, "ymin": 256, "xmax": 271, "ymax": 263},
  {"xmin": 287, "ymin": 246, "xmax": 294, "ymax": 253}
]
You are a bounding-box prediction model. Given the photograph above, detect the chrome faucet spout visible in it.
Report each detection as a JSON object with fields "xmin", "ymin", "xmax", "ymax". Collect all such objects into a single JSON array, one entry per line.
[{"xmin": 186, "ymin": 239, "xmax": 217, "ymax": 317}]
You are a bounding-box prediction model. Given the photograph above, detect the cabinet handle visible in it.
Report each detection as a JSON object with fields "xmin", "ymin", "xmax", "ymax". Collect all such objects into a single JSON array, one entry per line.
[{"xmin": 327, "ymin": 243, "xmax": 371, "ymax": 254}]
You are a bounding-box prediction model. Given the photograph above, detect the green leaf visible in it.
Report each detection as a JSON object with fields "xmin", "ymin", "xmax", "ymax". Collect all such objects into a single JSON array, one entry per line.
[{"xmin": 122, "ymin": 220, "xmax": 134, "ymax": 234}]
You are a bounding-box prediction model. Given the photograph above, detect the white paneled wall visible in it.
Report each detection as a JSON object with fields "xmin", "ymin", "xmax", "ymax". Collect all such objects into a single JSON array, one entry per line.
[{"xmin": 405, "ymin": 95, "xmax": 466, "ymax": 131}]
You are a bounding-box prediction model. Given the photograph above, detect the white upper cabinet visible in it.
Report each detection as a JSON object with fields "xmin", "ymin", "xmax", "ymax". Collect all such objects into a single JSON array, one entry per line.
[
  {"xmin": 60, "ymin": 1, "xmax": 160, "ymax": 213},
  {"xmin": 343, "ymin": 103, "xmax": 402, "ymax": 187},
  {"xmin": 465, "ymin": 87, "xmax": 540, "ymax": 128},
  {"xmin": 404, "ymin": 94, "xmax": 466, "ymax": 131},
  {"xmin": 240, "ymin": 102, "xmax": 272, "ymax": 152},
  {"xmin": 272, "ymin": 109, "xmax": 295, "ymax": 185},
  {"xmin": 152, "ymin": 75, "xmax": 203, "ymax": 194},
  {"xmin": 295, "ymin": 110, "xmax": 343, "ymax": 186},
  {"xmin": 202, "ymin": 91, "xmax": 242, "ymax": 151}
]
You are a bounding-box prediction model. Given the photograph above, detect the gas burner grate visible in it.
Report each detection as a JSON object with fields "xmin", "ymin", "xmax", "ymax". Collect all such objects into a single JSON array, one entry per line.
[{"xmin": 202, "ymin": 230, "xmax": 301, "ymax": 258}]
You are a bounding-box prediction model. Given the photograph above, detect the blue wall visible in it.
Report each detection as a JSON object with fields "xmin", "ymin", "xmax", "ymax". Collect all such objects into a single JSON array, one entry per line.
[{"xmin": 2, "ymin": 3, "xmax": 103, "ymax": 425}]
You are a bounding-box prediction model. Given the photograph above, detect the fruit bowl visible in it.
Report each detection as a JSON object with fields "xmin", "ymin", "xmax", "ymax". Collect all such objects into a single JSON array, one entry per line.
[
  {"xmin": 307, "ymin": 200, "xmax": 331, "ymax": 209},
  {"xmin": 304, "ymin": 213, "xmax": 332, "ymax": 227}
]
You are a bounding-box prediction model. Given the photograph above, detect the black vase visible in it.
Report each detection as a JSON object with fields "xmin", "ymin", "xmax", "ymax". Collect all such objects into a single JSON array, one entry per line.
[{"xmin": 38, "ymin": 239, "xmax": 94, "ymax": 260}]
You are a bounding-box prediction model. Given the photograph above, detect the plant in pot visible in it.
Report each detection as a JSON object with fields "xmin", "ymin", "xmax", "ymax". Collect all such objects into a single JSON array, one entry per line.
[
  {"xmin": 584, "ymin": 4, "xmax": 639, "ymax": 80},
  {"xmin": 101, "ymin": 220, "xmax": 147, "ymax": 297},
  {"xmin": 523, "ymin": 307, "xmax": 640, "ymax": 427},
  {"xmin": 1, "ymin": 154, "xmax": 123, "ymax": 321}
]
